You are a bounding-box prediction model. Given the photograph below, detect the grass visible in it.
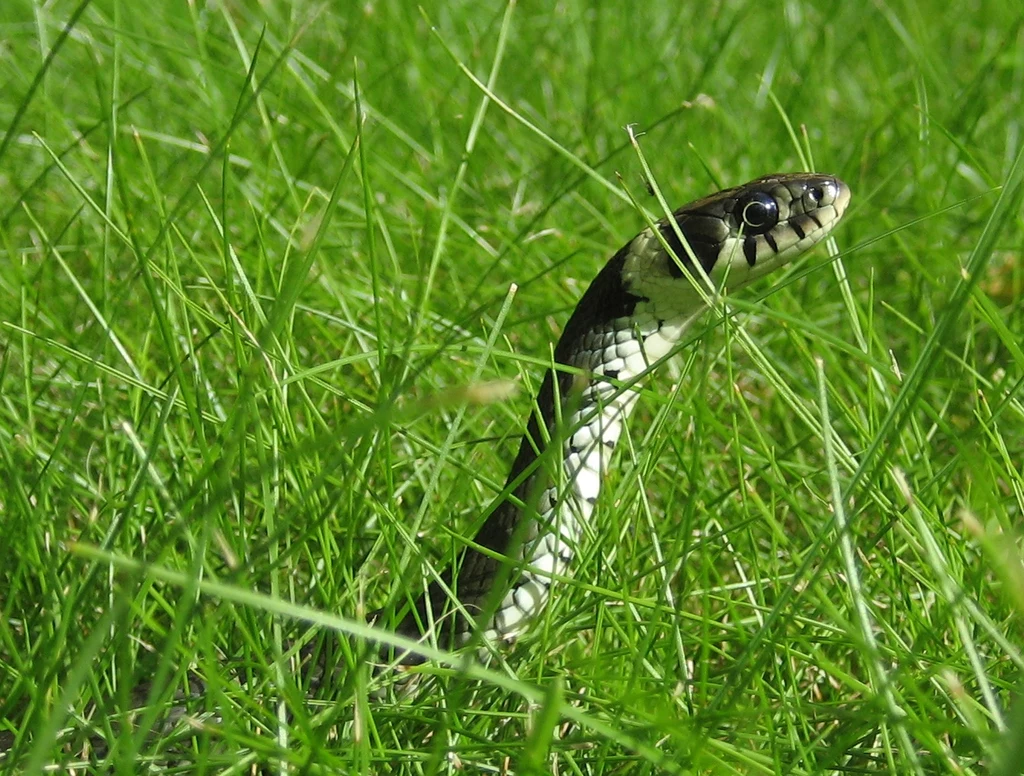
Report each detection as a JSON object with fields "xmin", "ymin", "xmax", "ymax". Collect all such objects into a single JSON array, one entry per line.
[{"xmin": 1, "ymin": 0, "xmax": 1023, "ymax": 773}]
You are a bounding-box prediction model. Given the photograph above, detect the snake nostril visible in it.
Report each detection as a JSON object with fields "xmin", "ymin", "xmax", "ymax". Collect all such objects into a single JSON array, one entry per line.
[{"xmin": 808, "ymin": 186, "xmax": 825, "ymax": 204}]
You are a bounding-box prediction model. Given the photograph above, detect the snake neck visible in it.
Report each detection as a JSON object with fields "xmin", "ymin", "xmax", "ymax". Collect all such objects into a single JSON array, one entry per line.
[
  {"xmin": 394, "ymin": 247, "xmax": 705, "ymax": 651},
  {"xmin": 470, "ymin": 247, "xmax": 707, "ymax": 642}
]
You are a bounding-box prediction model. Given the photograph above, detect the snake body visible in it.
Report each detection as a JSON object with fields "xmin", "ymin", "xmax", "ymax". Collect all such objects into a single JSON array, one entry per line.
[{"xmin": 391, "ymin": 173, "xmax": 851, "ymax": 660}]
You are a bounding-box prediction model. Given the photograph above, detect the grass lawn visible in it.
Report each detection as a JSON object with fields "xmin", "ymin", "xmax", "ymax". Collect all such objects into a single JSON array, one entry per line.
[{"xmin": 2, "ymin": 0, "xmax": 1023, "ymax": 773}]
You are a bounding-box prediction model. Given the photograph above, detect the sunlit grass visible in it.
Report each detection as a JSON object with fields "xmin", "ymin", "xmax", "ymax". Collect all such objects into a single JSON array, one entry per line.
[{"xmin": 1, "ymin": 1, "xmax": 1023, "ymax": 773}]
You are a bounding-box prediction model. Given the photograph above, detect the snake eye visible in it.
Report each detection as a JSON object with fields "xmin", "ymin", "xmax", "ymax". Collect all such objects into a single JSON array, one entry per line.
[{"xmin": 736, "ymin": 191, "xmax": 779, "ymax": 234}]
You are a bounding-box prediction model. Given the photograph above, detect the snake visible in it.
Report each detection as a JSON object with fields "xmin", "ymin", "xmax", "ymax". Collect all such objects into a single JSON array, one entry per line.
[
  {"xmin": 0, "ymin": 173, "xmax": 850, "ymax": 761},
  {"xmin": 386, "ymin": 172, "xmax": 851, "ymax": 663}
]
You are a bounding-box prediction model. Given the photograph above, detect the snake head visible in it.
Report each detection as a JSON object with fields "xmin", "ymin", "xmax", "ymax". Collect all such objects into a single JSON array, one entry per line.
[{"xmin": 622, "ymin": 173, "xmax": 851, "ymax": 306}]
